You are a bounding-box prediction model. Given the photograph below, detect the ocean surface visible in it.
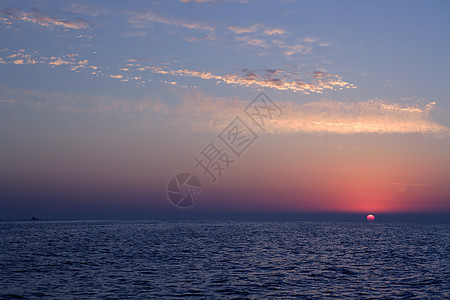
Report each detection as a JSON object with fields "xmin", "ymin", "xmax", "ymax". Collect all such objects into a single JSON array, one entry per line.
[{"xmin": 0, "ymin": 220, "xmax": 448, "ymax": 299}]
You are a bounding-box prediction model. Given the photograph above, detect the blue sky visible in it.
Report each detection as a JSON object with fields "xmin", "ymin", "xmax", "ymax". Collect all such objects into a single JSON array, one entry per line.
[
  {"xmin": 1, "ymin": 0, "xmax": 449, "ymax": 218},
  {"xmin": 1, "ymin": 1, "xmax": 449, "ymax": 109}
]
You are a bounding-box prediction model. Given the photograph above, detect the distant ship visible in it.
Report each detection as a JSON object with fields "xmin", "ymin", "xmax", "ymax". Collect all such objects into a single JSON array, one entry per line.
[{"xmin": 31, "ymin": 216, "xmax": 39, "ymax": 221}]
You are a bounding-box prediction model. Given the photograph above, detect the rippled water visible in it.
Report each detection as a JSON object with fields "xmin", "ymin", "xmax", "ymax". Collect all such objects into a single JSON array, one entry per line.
[{"xmin": 0, "ymin": 220, "xmax": 448, "ymax": 299}]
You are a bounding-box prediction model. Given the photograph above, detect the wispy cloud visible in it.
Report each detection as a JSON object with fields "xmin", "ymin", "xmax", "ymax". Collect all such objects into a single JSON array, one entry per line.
[
  {"xmin": 3, "ymin": 87, "xmax": 447, "ymax": 137},
  {"xmin": 0, "ymin": 88, "xmax": 168, "ymax": 115},
  {"xmin": 273, "ymin": 40, "xmax": 312, "ymax": 55},
  {"xmin": 1, "ymin": 9, "xmax": 89, "ymax": 29},
  {"xmin": 228, "ymin": 23, "xmax": 287, "ymax": 36},
  {"xmin": 184, "ymin": 35, "xmax": 215, "ymax": 42},
  {"xmin": 274, "ymin": 100, "xmax": 448, "ymax": 135},
  {"xmin": 264, "ymin": 28, "xmax": 286, "ymax": 35},
  {"xmin": 2, "ymin": 48, "xmax": 351, "ymax": 93},
  {"xmin": 129, "ymin": 11, "xmax": 214, "ymax": 31},
  {"xmin": 235, "ymin": 36, "xmax": 270, "ymax": 48},
  {"xmin": 227, "ymin": 24, "xmax": 326, "ymax": 57},
  {"xmin": 1, "ymin": 50, "xmax": 95, "ymax": 68},
  {"xmin": 168, "ymin": 92, "xmax": 449, "ymax": 136},
  {"xmin": 0, "ymin": 99, "xmax": 16, "ymax": 103},
  {"xmin": 0, "ymin": 15, "xmax": 12, "ymax": 25},
  {"xmin": 64, "ymin": 3, "xmax": 109, "ymax": 17},
  {"xmin": 0, "ymin": 49, "xmax": 110, "ymax": 81},
  {"xmin": 303, "ymin": 37, "xmax": 317, "ymax": 43},
  {"xmin": 311, "ymin": 71, "xmax": 332, "ymax": 78},
  {"xmin": 228, "ymin": 24, "xmax": 260, "ymax": 34},
  {"xmin": 137, "ymin": 64, "xmax": 355, "ymax": 94},
  {"xmin": 0, "ymin": 49, "xmax": 148, "ymax": 84}
]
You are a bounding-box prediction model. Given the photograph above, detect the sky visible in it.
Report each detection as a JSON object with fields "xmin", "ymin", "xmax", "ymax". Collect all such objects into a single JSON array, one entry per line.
[{"xmin": 0, "ymin": 0, "xmax": 449, "ymax": 219}]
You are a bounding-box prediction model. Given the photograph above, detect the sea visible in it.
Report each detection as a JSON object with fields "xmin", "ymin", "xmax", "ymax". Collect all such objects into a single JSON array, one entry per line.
[{"xmin": 0, "ymin": 220, "xmax": 448, "ymax": 299}]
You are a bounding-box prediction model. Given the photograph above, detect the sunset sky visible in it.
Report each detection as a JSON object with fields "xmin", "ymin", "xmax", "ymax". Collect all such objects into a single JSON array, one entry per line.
[{"xmin": 1, "ymin": 0, "xmax": 449, "ymax": 219}]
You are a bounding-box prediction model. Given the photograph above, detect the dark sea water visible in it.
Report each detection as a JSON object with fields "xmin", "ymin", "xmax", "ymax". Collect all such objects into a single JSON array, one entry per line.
[{"xmin": 0, "ymin": 220, "xmax": 448, "ymax": 299}]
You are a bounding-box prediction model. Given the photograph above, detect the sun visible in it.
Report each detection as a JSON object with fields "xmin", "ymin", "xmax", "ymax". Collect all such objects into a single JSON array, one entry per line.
[{"xmin": 367, "ymin": 214, "xmax": 375, "ymax": 221}]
